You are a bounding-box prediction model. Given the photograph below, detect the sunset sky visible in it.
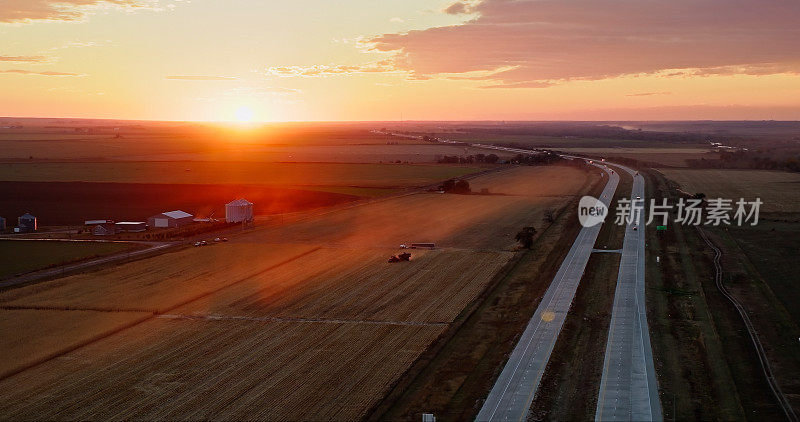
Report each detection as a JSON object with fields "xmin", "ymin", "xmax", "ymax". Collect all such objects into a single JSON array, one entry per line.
[{"xmin": 2, "ymin": 0, "xmax": 800, "ymax": 122}]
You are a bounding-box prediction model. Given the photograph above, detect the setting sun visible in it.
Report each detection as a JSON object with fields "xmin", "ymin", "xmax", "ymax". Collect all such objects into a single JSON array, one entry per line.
[{"xmin": 235, "ymin": 107, "xmax": 255, "ymax": 123}]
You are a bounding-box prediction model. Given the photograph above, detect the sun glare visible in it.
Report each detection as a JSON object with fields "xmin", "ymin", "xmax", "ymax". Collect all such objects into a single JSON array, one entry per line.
[{"xmin": 235, "ymin": 106, "xmax": 254, "ymax": 123}]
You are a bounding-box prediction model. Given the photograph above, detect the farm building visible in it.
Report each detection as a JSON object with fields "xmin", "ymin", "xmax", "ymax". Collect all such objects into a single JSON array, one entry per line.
[
  {"xmin": 225, "ymin": 199, "xmax": 254, "ymax": 223},
  {"xmin": 17, "ymin": 213, "xmax": 37, "ymax": 233},
  {"xmin": 91, "ymin": 223, "xmax": 117, "ymax": 236},
  {"xmin": 115, "ymin": 222, "xmax": 147, "ymax": 233},
  {"xmin": 147, "ymin": 210, "xmax": 193, "ymax": 228},
  {"xmin": 85, "ymin": 219, "xmax": 113, "ymax": 226}
]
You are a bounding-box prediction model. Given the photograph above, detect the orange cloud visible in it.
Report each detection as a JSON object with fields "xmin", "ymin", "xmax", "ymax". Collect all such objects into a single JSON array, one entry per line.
[
  {"xmin": 265, "ymin": 62, "xmax": 398, "ymax": 78},
  {"xmin": 166, "ymin": 75, "xmax": 239, "ymax": 81},
  {"xmin": 370, "ymin": 0, "xmax": 800, "ymax": 87},
  {"xmin": 0, "ymin": 55, "xmax": 47, "ymax": 62},
  {"xmin": 0, "ymin": 69, "xmax": 83, "ymax": 76},
  {"xmin": 0, "ymin": 0, "xmax": 154, "ymax": 23}
]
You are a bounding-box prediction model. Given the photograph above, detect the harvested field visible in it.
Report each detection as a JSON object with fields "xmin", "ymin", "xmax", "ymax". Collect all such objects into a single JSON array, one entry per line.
[
  {"xmin": 175, "ymin": 248, "xmax": 512, "ymax": 323},
  {"xmin": 0, "ymin": 309, "xmax": 151, "ymax": 379},
  {"xmin": 0, "ymin": 165, "xmax": 594, "ymax": 420},
  {"xmin": 658, "ymin": 168, "xmax": 800, "ymax": 212},
  {"xmin": 0, "ymin": 240, "xmax": 139, "ymax": 279},
  {"xmin": 0, "ymin": 244, "xmax": 316, "ymax": 312},
  {"xmin": 136, "ymin": 144, "xmax": 501, "ymax": 163},
  {"xmin": 0, "ymin": 161, "xmax": 481, "ymax": 187},
  {"xmin": 0, "ymin": 124, "xmax": 418, "ymax": 161},
  {"xmin": 240, "ymin": 165, "xmax": 587, "ymax": 250},
  {"xmin": 0, "ymin": 318, "xmax": 444, "ymax": 421}
]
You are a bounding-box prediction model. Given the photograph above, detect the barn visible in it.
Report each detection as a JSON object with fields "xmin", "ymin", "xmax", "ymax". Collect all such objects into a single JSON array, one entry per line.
[
  {"xmin": 147, "ymin": 210, "xmax": 193, "ymax": 228},
  {"xmin": 225, "ymin": 199, "xmax": 254, "ymax": 223}
]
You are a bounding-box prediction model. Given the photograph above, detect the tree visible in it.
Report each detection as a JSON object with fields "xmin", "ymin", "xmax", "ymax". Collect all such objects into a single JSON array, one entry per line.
[
  {"xmin": 543, "ymin": 208, "xmax": 556, "ymax": 224},
  {"xmin": 454, "ymin": 179, "xmax": 471, "ymax": 194},
  {"xmin": 441, "ymin": 179, "xmax": 456, "ymax": 192},
  {"xmin": 486, "ymin": 154, "xmax": 499, "ymax": 164},
  {"xmin": 515, "ymin": 226, "xmax": 537, "ymax": 249}
]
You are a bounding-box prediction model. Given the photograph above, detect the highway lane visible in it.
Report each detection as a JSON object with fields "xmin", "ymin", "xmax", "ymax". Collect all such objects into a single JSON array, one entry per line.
[
  {"xmin": 595, "ymin": 168, "xmax": 662, "ymax": 421},
  {"xmin": 475, "ymin": 164, "xmax": 619, "ymax": 422}
]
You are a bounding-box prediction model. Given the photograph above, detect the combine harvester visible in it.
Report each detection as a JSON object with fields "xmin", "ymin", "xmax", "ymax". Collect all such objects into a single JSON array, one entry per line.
[{"xmin": 388, "ymin": 252, "xmax": 412, "ymax": 263}]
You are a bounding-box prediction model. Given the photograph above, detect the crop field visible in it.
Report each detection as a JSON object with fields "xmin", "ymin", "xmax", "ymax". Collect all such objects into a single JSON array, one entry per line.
[
  {"xmin": 0, "ymin": 240, "xmax": 139, "ymax": 279},
  {"xmin": 0, "ymin": 163, "xmax": 485, "ymax": 225},
  {"xmin": 425, "ymin": 133, "xmax": 685, "ymax": 149},
  {"xmin": 0, "ymin": 309, "xmax": 151, "ymax": 379},
  {"xmin": 0, "ymin": 162, "xmax": 482, "ymax": 187},
  {"xmin": 0, "ymin": 165, "xmax": 594, "ymax": 420},
  {"xmin": 0, "ymin": 243, "xmax": 317, "ymax": 312},
  {"xmin": 133, "ymin": 144, "xmax": 503, "ymax": 163},
  {"xmin": 0, "ymin": 123, "xmax": 420, "ymax": 161},
  {"xmin": 658, "ymin": 168, "xmax": 800, "ymax": 212},
  {"xmin": 558, "ymin": 147, "xmax": 714, "ymax": 167},
  {"xmin": 0, "ymin": 317, "xmax": 444, "ymax": 421}
]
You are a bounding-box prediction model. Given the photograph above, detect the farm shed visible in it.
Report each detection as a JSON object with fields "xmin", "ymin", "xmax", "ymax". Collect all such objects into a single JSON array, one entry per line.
[
  {"xmin": 18, "ymin": 213, "xmax": 37, "ymax": 232},
  {"xmin": 225, "ymin": 199, "xmax": 254, "ymax": 223},
  {"xmin": 85, "ymin": 219, "xmax": 113, "ymax": 226},
  {"xmin": 91, "ymin": 223, "xmax": 117, "ymax": 236},
  {"xmin": 147, "ymin": 210, "xmax": 193, "ymax": 228},
  {"xmin": 115, "ymin": 222, "xmax": 147, "ymax": 233}
]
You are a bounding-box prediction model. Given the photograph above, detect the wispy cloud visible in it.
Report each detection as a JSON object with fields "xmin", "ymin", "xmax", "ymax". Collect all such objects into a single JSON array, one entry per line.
[
  {"xmin": 166, "ymin": 75, "xmax": 239, "ymax": 81},
  {"xmin": 444, "ymin": 2, "xmax": 473, "ymax": 15},
  {"xmin": 47, "ymin": 40, "xmax": 114, "ymax": 50},
  {"xmin": 0, "ymin": 55, "xmax": 47, "ymax": 62},
  {"xmin": 0, "ymin": 0, "xmax": 174, "ymax": 24},
  {"xmin": 0, "ymin": 69, "xmax": 84, "ymax": 76},
  {"xmin": 626, "ymin": 91, "xmax": 671, "ymax": 97},
  {"xmin": 265, "ymin": 61, "xmax": 399, "ymax": 78},
  {"xmin": 369, "ymin": 0, "xmax": 800, "ymax": 88}
]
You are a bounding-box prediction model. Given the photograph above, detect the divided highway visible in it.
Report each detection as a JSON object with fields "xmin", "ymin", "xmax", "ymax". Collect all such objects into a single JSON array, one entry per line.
[
  {"xmin": 475, "ymin": 163, "xmax": 619, "ymax": 422},
  {"xmin": 383, "ymin": 132, "xmax": 664, "ymax": 421},
  {"xmin": 595, "ymin": 167, "xmax": 662, "ymax": 421}
]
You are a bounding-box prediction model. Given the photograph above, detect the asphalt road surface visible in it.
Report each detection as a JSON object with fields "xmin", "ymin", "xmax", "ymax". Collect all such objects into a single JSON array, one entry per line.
[
  {"xmin": 475, "ymin": 164, "xmax": 619, "ymax": 422},
  {"xmin": 595, "ymin": 168, "xmax": 662, "ymax": 421}
]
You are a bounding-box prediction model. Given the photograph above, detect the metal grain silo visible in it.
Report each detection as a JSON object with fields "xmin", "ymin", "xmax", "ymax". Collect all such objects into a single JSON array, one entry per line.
[{"xmin": 225, "ymin": 199, "xmax": 254, "ymax": 223}]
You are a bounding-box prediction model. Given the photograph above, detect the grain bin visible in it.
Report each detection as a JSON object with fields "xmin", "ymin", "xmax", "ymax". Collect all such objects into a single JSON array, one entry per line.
[
  {"xmin": 225, "ymin": 199, "xmax": 254, "ymax": 223},
  {"xmin": 18, "ymin": 213, "xmax": 37, "ymax": 232}
]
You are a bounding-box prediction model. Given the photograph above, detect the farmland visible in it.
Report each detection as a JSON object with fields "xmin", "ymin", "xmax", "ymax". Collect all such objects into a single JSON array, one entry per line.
[
  {"xmin": 558, "ymin": 147, "xmax": 714, "ymax": 167},
  {"xmin": 0, "ymin": 122, "xmax": 495, "ymax": 163},
  {"xmin": 0, "ymin": 162, "xmax": 482, "ymax": 187},
  {"xmin": 650, "ymin": 168, "xmax": 800, "ymax": 418},
  {"xmin": 0, "ymin": 162, "xmax": 485, "ymax": 226},
  {"xmin": 657, "ymin": 168, "xmax": 800, "ymax": 212},
  {"xmin": 0, "ymin": 240, "xmax": 140, "ymax": 279},
  {"xmin": 0, "ymin": 182, "xmax": 364, "ymax": 226},
  {"xmin": 0, "ymin": 164, "xmax": 596, "ymax": 420}
]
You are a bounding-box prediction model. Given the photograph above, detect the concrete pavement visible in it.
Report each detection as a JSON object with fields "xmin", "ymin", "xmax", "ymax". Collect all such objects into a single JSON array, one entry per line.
[
  {"xmin": 595, "ymin": 169, "xmax": 662, "ymax": 422},
  {"xmin": 475, "ymin": 164, "xmax": 619, "ymax": 422}
]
